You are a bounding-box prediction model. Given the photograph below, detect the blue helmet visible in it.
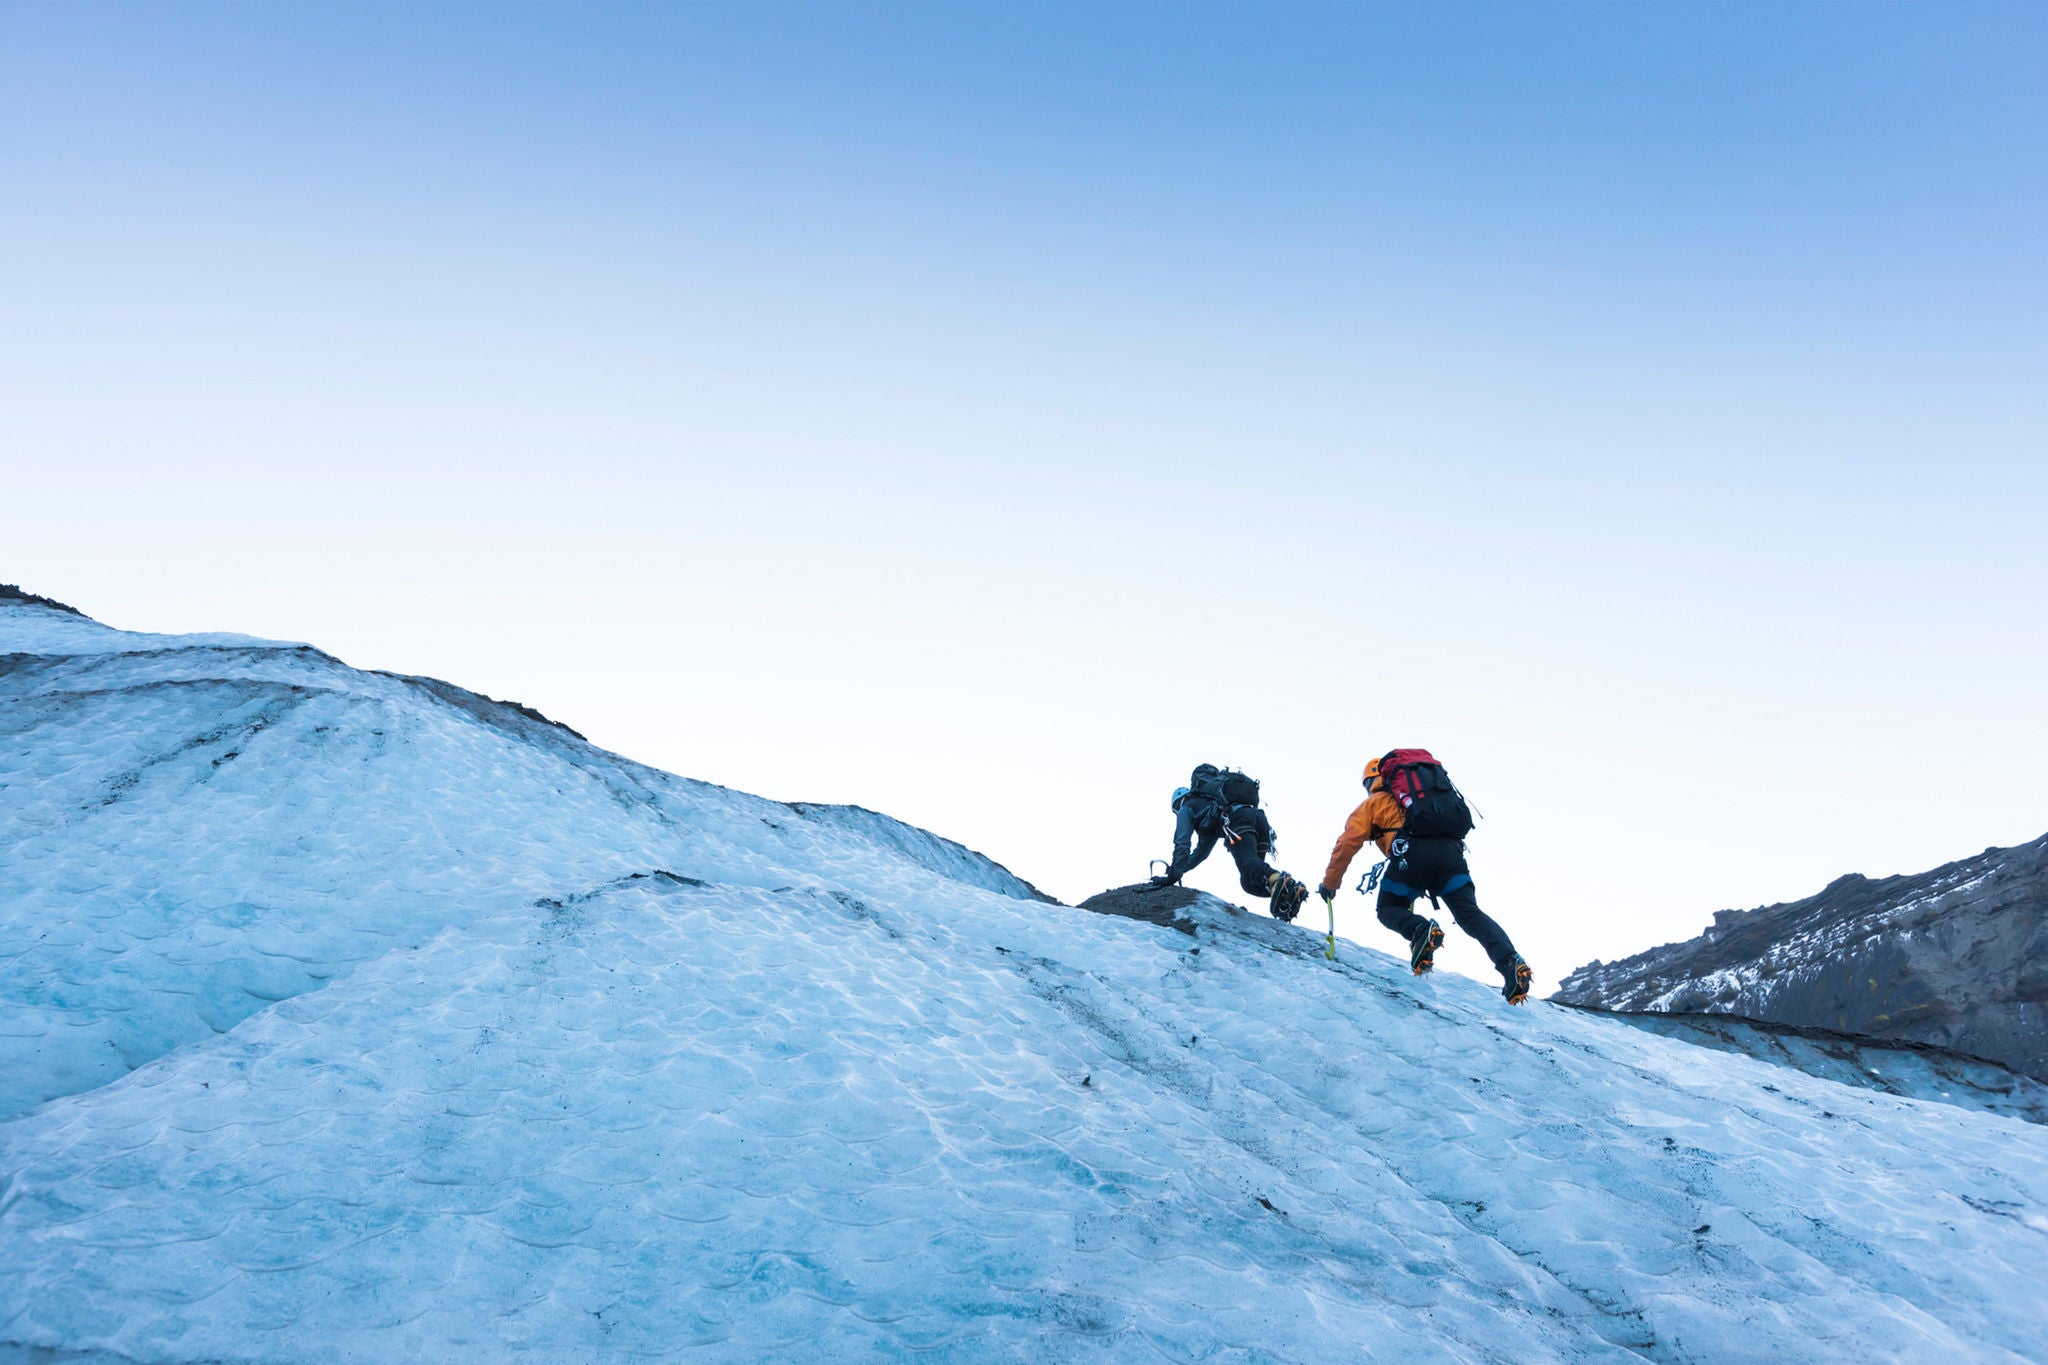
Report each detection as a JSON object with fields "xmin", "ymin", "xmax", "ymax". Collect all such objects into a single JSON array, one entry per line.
[{"xmin": 1170, "ymin": 786, "xmax": 1192, "ymax": 813}]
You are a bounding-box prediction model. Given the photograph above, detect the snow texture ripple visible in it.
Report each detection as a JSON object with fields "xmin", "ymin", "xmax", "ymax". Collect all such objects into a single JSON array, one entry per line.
[{"xmin": 3, "ymin": 600, "xmax": 2047, "ymax": 1363}]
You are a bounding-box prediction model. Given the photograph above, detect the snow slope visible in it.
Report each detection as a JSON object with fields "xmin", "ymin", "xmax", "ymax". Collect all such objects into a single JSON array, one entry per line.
[
  {"xmin": 1555, "ymin": 1007, "xmax": 2048, "ymax": 1126},
  {"xmin": 4, "ymin": 599, "xmax": 2048, "ymax": 1363},
  {"xmin": 0, "ymin": 601, "xmax": 1040, "ymax": 1122}
]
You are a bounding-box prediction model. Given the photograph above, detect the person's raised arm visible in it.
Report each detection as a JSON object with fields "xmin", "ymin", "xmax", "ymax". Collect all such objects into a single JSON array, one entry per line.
[{"xmin": 1319, "ymin": 800, "xmax": 1376, "ymax": 900}]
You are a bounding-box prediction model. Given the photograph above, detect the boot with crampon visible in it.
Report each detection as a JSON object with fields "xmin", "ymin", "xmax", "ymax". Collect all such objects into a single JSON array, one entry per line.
[
  {"xmin": 1409, "ymin": 920, "xmax": 1445, "ymax": 975},
  {"xmin": 1267, "ymin": 872, "xmax": 1309, "ymax": 923}
]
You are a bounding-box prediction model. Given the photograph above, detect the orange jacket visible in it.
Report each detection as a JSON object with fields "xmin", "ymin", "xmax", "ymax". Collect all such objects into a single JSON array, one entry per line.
[{"xmin": 1322, "ymin": 783, "xmax": 1405, "ymax": 892}]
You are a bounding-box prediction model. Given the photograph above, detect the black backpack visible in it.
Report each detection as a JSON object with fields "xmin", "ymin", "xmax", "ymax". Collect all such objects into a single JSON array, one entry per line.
[{"xmin": 1191, "ymin": 764, "xmax": 1259, "ymax": 810}]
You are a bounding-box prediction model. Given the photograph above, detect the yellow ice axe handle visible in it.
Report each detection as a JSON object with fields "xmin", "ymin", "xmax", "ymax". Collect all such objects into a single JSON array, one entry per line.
[{"xmin": 1322, "ymin": 892, "xmax": 1337, "ymax": 961}]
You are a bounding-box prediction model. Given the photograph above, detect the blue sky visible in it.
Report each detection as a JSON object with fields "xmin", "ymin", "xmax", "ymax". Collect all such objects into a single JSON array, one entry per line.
[{"xmin": 5, "ymin": 1, "xmax": 2045, "ymax": 989}]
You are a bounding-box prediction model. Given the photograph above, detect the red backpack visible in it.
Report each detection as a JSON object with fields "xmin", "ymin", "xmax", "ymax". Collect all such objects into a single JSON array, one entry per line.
[{"xmin": 1379, "ymin": 749, "xmax": 1475, "ymax": 840}]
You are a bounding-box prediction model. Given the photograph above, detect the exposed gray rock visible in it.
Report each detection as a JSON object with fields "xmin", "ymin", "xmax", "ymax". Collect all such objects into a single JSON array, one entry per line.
[
  {"xmin": 1554, "ymin": 833, "xmax": 2048, "ymax": 1081},
  {"xmin": 1078, "ymin": 882, "xmax": 1205, "ymax": 935},
  {"xmin": 0, "ymin": 584, "xmax": 83, "ymax": 616},
  {"xmin": 1075, "ymin": 884, "xmax": 1343, "ymax": 968}
]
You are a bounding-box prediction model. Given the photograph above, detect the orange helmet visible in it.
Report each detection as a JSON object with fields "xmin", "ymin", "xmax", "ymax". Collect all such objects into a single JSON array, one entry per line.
[{"xmin": 1362, "ymin": 757, "xmax": 1381, "ymax": 788}]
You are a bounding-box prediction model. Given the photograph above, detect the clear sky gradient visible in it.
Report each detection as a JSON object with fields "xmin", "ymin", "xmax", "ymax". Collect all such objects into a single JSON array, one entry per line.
[{"xmin": 6, "ymin": 2, "xmax": 2045, "ymax": 991}]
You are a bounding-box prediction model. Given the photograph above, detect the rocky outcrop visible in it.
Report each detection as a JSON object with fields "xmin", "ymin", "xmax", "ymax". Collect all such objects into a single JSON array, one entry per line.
[
  {"xmin": 1077, "ymin": 882, "xmax": 1205, "ymax": 935},
  {"xmin": 0, "ymin": 583, "xmax": 83, "ymax": 615},
  {"xmin": 1554, "ymin": 834, "xmax": 2048, "ymax": 1081}
]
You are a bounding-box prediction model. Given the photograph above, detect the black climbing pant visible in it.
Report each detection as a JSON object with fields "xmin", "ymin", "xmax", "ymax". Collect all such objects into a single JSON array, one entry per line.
[
  {"xmin": 1224, "ymin": 821, "xmax": 1280, "ymax": 898},
  {"xmin": 1374, "ymin": 836, "xmax": 1518, "ymax": 972},
  {"xmin": 1170, "ymin": 804, "xmax": 1281, "ymax": 899}
]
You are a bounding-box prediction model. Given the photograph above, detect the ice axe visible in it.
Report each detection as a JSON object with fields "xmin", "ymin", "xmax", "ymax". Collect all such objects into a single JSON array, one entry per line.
[{"xmin": 1328, "ymin": 859, "xmax": 1391, "ymax": 963}]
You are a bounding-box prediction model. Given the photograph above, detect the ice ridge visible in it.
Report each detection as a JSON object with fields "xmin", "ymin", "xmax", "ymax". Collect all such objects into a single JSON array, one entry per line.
[{"xmin": 4, "ymin": 594, "xmax": 2048, "ymax": 1363}]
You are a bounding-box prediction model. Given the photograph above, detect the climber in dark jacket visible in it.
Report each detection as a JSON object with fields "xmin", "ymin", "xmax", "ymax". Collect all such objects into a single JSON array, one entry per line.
[{"xmin": 1152, "ymin": 764, "xmax": 1309, "ymax": 920}]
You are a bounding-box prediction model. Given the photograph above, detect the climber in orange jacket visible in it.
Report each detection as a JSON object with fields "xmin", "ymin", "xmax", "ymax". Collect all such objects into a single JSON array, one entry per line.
[{"xmin": 1319, "ymin": 752, "xmax": 1531, "ymax": 1004}]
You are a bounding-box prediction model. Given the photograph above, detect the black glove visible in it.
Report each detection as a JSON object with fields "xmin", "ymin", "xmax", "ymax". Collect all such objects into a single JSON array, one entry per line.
[
  {"xmin": 1150, "ymin": 871, "xmax": 1179, "ymax": 888},
  {"xmin": 1317, "ymin": 885, "xmax": 1337, "ymax": 904}
]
